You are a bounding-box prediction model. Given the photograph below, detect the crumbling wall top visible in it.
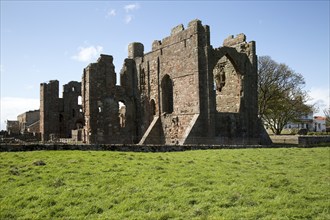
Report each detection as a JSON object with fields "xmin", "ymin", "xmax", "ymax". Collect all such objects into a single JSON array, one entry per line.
[
  {"xmin": 151, "ymin": 19, "xmax": 207, "ymax": 52},
  {"xmin": 85, "ymin": 54, "xmax": 114, "ymax": 71},
  {"xmin": 171, "ymin": 24, "xmax": 184, "ymax": 35},
  {"xmin": 40, "ymin": 80, "xmax": 59, "ymax": 86},
  {"xmin": 97, "ymin": 54, "xmax": 113, "ymax": 63},
  {"xmin": 188, "ymin": 19, "xmax": 202, "ymax": 28},
  {"xmin": 128, "ymin": 42, "xmax": 144, "ymax": 59},
  {"xmin": 223, "ymin": 33, "xmax": 246, "ymax": 47},
  {"xmin": 63, "ymin": 81, "xmax": 81, "ymax": 93}
]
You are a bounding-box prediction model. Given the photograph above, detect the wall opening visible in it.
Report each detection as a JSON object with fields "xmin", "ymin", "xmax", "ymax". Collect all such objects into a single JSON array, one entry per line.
[
  {"xmin": 150, "ymin": 99, "xmax": 156, "ymax": 116},
  {"xmin": 78, "ymin": 96, "xmax": 82, "ymax": 105},
  {"xmin": 118, "ymin": 101, "xmax": 126, "ymax": 128},
  {"xmin": 161, "ymin": 75, "xmax": 173, "ymax": 114},
  {"xmin": 213, "ymin": 55, "xmax": 241, "ymax": 113},
  {"xmin": 59, "ymin": 114, "xmax": 63, "ymax": 122},
  {"xmin": 75, "ymin": 119, "xmax": 83, "ymax": 129},
  {"xmin": 140, "ymin": 68, "xmax": 145, "ymax": 91},
  {"xmin": 98, "ymin": 101, "xmax": 103, "ymax": 113}
]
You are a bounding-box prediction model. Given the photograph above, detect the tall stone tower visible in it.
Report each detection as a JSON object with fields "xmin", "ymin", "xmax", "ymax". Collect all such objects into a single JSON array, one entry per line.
[
  {"xmin": 82, "ymin": 55, "xmax": 120, "ymax": 144},
  {"xmin": 40, "ymin": 80, "xmax": 60, "ymax": 141}
]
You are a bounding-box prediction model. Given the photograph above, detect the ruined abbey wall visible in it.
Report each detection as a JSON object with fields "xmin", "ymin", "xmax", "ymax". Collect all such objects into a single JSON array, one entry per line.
[
  {"xmin": 210, "ymin": 34, "xmax": 259, "ymax": 144},
  {"xmin": 39, "ymin": 19, "xmax": 270, "ymax": 145},
  {"xmin": 40, "ymin": 80, "xmax": 83, "ymax": 141},
  {"xmin": 131, "ymin": 20, "xmax": 210, "ymax": 145}
]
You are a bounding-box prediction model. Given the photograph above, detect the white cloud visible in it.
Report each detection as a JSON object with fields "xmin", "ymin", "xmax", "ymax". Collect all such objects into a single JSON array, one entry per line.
[
  {"xmin": 307, "ymin": 87, "xmax": 330, "ymax": 115},
  {"xmin": 71, "ymin": 45, "xmax": 103, "ymax": 62},
  {"xmin": 122, "ymin": 3, "xmax": 140, "ymax": 24},
  {"xmin": 0, "ymin": 97, "xmax": 39, "ymax": 130},
  {"xmin": 106, "ymin": 9, "xmax": 116, "ymax": 17},
  {"xmin": 125, "ymin": 15, "xmax": 133, "ymax": 24},
  {"xmin": 124, "ymin": 3, "xmax": 140, "ymax": 12}
]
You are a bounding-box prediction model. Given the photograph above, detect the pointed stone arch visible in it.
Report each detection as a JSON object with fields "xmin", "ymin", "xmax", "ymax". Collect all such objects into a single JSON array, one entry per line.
[{"xmin": 213, "ymin": 53, "xmax": 242, "ymax": 113}]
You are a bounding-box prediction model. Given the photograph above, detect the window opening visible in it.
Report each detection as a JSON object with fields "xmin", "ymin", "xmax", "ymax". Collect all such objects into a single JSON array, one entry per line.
[
  {"xmin": 78, "ymin": 96, "xmax": 82, "ymax": 105},
  {"xmin": 150, "ymin": 99, "xmax": 156, "ymax": 116},
  {"xmin": 161, "ymin": 75, "xmax": 173, "ymax": 114},
  {"xmin": 59, "ymin": 114, "xmax": 63, "ymax": 122},
  {"xmin": 118, "ymin": 101, "xmax": 126, "ymax": 128}
]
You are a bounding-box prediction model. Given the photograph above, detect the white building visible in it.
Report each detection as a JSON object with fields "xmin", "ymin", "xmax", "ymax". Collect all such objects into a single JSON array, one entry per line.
[
  {"xmin": 283, "ymin": 113, "xmax": 327, "ymax": 132},
  {"xmin": 313, "ymin": 116, "xmax": 326, "ymax": 132},
  {"xmin": 284, "ymin": 112, "xmax": 314, "ymax": 131}
]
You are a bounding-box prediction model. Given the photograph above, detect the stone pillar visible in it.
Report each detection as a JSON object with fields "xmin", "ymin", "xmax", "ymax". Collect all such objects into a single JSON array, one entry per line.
[{"xmin": 40, "ymin": 80, "xmax": 59, "ymax": 141}]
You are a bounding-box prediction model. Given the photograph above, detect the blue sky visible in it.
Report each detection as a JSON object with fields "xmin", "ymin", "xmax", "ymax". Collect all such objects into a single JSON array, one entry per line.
[{"xmin": 1, "ymin": 0, "xmax": 329, "ymax": 130}]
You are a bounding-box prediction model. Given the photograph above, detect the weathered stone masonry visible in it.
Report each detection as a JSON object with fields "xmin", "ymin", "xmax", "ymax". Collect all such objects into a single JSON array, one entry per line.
[
  {"xmin": 40, "ymin": 80, "xmax": 83, "ymax": 141},
  {"xmin": 40, "ymin": 19, "xmax": 270, "ymax": 145}
]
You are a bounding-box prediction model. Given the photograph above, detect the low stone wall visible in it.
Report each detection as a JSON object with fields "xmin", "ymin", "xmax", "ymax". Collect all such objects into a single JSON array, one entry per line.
[
  {"xmin": 298, "ymin": 136, "xmax": 330, "ymax": 146},
  {"xmin": 0, "ymin": 142, "xmax": 328, "ymax": 152},
  {"xmin": 270, "ymin": 135, "xmax": 298, "ymax": 144}
]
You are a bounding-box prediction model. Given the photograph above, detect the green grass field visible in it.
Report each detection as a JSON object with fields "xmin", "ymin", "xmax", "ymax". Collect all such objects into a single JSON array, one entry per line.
[{"xmin": 0, "ymin": 147, "xmax": 329, "ymax": 219}]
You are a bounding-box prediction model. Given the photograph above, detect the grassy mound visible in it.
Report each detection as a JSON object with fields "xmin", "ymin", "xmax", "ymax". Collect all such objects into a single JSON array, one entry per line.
[{"xmin": 0, "ymin": 148, "xmax": 329, "ymax": 219}]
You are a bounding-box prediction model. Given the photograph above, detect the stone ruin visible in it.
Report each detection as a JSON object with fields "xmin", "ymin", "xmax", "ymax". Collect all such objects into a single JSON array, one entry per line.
[{"xmin": 40, "ymin": 19, "xmax": 271, "ymax": 145}]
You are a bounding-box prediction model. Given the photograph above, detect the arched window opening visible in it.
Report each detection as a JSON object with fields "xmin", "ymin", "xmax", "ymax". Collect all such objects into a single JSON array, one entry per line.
[
  {"xmin": 72, "ymin": 87, "xmax": 75, "ymax": 92},
  {"xmin": 78, "ymin": 96, "xmax": 82, "ymax": 105},
  {"xmin": 161, "ymin": 75, "xmax": 173, "ymax": 114},
  {"xmin": 150, "ymin": 99, "xmax": 156, "ymax": 116},
  {"xmin": 118, "ymin": 101, "xmax": 126, "ymax": 128}
]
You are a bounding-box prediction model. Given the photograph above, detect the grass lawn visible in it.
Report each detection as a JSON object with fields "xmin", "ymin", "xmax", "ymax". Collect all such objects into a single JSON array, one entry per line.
[{"xmin": 0, "ymin": 147, "xmax": 329, "ymax": 219}]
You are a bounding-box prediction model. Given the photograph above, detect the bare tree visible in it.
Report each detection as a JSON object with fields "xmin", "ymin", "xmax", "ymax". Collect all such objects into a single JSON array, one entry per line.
[
  {"xmin": 258, "ymin": 56, "xmax": 313, "ymax": 135},
  {"xmin": 324, "ymin": 108, "xmax": 330, "ymax": 127}
]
